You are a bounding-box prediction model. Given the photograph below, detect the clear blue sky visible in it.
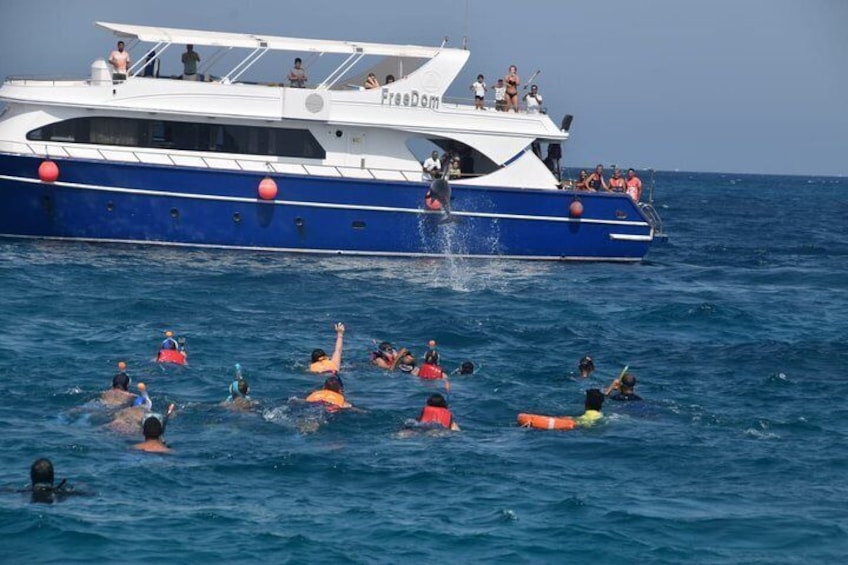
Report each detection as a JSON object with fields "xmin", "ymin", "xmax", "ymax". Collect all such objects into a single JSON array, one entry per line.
[{"xmin": 1, "ymin": 0, "xmax": 845, "ymax": 176}]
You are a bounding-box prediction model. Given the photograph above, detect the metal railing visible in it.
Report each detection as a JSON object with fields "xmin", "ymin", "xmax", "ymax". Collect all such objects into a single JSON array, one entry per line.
[
  {"xmin": 0, "ymin": 139, "xmax": 429, "ymax": 183},
  {"xmin": 638, "ymin": 202, "xmax": 665, "ymax": 235}
]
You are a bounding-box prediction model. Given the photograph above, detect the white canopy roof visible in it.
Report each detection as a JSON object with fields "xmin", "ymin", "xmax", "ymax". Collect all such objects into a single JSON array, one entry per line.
[{"xmin": 96, "ymin": 21, "xmax": 449, "ymax": 59}]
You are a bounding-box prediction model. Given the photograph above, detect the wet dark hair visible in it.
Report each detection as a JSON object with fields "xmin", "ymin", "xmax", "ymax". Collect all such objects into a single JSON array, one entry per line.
[
  {"xmin": 378, "ymin": 342, "xmax": 393, "ymax": 352},
  {"xmin": 31, "ymin": 458, "xmax": 54, "ymax": 486},
  {"xmin": 237, "ymin": 379, "xmax": 250, "ymax": 396},
  {"xmin": 311, "ymin": 349, "xmax": 327, "ymax": 363},
  {"xmin": 578, "ymin": 355, "xmax": 595, "ymax": 373},
  {"xmin": 142, "ymin": 416, "xmax": 164, "ymax": 439},
  {"xmin": 112, "ymin": 372, "xmax": 130, "ymax": 391},
  {"xmin": 324, "ymin": 376, "xmax": 344, "ymax": 394},
  {"xmin": 620, "ymin": 373, "xmax": 636, "ymax": 388},
  {"xmin": 385, "ymin": 74, "xmax": 395, "ymax": 83},
  {"xmin": 585, "ymin": 389, "xmax": 604, "ymax": 411},
  {"xmin": 294, "ymin": 57, "xmax": 302, "ymax": 64},
  {"xmin": 426, "ymin": 393, "xmax": 448, "ymax": 408},
  {"xmin": 459, "ymin": 361, "xmax": 474, "ymax": 375}
]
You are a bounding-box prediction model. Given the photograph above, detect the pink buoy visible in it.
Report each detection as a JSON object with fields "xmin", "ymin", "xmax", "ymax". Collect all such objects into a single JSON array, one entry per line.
[
  {"xmin": 38, "ymin": 160, "xmax": 59, "ymax": 183},
  {"xmin": 258, "ymin": 177, "xmax": 278, "ymax": 200},
  {"xmin": 569, "ymin": 200, "xmax": 584, "ymax": 218}
]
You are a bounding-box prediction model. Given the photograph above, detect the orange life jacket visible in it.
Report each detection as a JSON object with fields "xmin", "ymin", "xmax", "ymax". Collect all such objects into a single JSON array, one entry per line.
[
  {"xmin": 417, "ymin": 363, "xmax": 443, "ymax": 380},
  {"xmin": 305, "ymin": 389, "xmax": 346, "ymax": 407},
  {"xmin": 419, "ymin": 405, "xmax": 452, "ymax": 428}
]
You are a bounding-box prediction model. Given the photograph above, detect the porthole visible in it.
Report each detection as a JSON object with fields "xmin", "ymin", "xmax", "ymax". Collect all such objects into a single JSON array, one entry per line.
[
  {"xmin": 233, "ymin": 212, "xmax": 241, "ymax": 223},
  {"xmin": 352, "ymin": 221, "xmax": 366, "ymax": 230},
  {"xmin": 170, "ymin": 208, "xmax": 179, "ymax": 219},
  {"xmin": 106, "ymin": 201, "xmax": 115, "ymax": 212},
  {"xmin": 295, "ymin": 217, "xmax": 304, "ymax": 228}
]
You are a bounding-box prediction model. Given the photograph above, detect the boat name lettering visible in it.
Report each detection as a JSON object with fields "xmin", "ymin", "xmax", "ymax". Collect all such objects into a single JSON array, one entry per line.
[{"xmin": 380, "ymin": 88, "xmax": 440, "ymax": 109}]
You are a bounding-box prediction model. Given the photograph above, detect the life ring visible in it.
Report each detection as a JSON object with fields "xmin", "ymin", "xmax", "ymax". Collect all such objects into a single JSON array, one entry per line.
[
  {"xmin": 517, "ymin": 413, "xmax": 576, "ymax": 430},
  {"xmin": 157, "ymin": 349, "xmax": 187, "ymax": 365},
  {"xmin": 424, "ymin": 191, "xmax": 442, "ymax": 211}
]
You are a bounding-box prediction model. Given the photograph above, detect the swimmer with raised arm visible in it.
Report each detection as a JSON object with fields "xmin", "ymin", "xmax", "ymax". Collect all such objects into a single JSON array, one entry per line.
[{"xmin": 310, "ymin": 322, "xmax": 345, "ymax": 374}]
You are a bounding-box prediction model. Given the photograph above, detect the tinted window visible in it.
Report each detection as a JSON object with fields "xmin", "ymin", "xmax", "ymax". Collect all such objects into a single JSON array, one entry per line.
[{"xmin": 27, "ymin": 117, "xmax": 325, "ymax": 160}]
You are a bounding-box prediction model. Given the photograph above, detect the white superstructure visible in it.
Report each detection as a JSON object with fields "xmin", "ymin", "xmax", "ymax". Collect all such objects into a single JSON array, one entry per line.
[{"xmin": 0, "ymin": 22, "xmax": 567, "ymax": 189}]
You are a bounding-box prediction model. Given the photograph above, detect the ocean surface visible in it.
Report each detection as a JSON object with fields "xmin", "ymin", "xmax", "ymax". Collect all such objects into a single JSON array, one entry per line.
[{"xmin": 1, "ymin": 171, "xmax": 846, "ymax": 564}]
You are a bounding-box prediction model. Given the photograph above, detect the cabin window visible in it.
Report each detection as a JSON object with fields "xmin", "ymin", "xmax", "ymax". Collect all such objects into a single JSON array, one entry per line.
[{"xmin": 27, "ymin": 117, "xmax": 325, "ymax": 159}]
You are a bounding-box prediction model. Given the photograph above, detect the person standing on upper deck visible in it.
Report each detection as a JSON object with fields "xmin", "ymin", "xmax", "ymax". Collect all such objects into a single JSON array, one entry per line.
[
  {"xmin": 109, "ymin": 41, "xmax": 130, "ymax": 82},
  {"xmin": 523, "ymin": 84, "xmax": 543, "ymax": 113},
  {"xmin": 181, "ymin": 44, "xmax": 201, "ymax": 80},
  {"xmin": 470, "ymin": 74, "xmax": 487, "ymax": 110},
  {"xmin": 504, "ymin": 65, "xmax": 520, "ymax": 112},
  {"xmin": 288, "ymin": 57, "xmax": 307, "ymax": 87}
]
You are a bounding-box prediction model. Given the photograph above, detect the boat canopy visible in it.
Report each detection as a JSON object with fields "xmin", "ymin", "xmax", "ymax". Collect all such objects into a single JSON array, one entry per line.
[{"xmin": 95, "ymin": 21, "xmax": 448, "ymax": 59}]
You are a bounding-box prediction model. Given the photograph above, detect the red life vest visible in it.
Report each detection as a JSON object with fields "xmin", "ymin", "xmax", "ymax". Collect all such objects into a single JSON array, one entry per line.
[
  {"xmin": 417, "ymin": 363, "xmax": 443, "ymax": 380},
  {"xmin": 419, "ymin": 406, "xmax": 452, "ymax": 429}
]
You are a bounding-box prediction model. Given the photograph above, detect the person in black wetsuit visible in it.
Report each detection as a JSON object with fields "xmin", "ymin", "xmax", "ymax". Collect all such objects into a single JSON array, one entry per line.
[
  {"xmin": 28, "ymin": 458, "xmax": 89, "ymax": 503},
  {"xmin": 607, "ymin": 372, "xmax": 642, "ymax": 401},
  {"xmin": 578, "ymin": 355, "xmax": 595, "ymax": 378},
  {"xmin": 112, "ymin": 361, "xmax": 130, "ymax": 391}
]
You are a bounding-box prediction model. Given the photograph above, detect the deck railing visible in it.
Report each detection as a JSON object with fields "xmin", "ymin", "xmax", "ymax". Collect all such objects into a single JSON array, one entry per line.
[{"xmin": 0, "ymin": 139, "xmax": 433, "ymax": 183}]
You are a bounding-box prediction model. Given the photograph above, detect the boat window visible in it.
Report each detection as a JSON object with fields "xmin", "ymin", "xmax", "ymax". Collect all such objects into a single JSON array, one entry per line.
[
  {"xmin": 26, "ymin": 117, "xmax": 325, "ymax": 159},
  {"xmin": 405, "ymin": 136, "xmax": 498, "ymax": 178}
]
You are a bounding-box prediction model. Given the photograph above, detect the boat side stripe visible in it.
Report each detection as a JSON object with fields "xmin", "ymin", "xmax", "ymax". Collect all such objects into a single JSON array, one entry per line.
[
  {"xmin": 0, "ymin": 233, "xmax": 644, "ymax": 262},
  {"xmin": 0, "ymin": 174, "xmax": 649, "ymax": 228}
]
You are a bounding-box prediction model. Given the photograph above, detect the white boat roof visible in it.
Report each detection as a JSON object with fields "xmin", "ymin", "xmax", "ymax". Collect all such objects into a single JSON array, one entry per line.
[{"xmin": 95, "ymin": 21, "xmax": 449, "ymax": 59}]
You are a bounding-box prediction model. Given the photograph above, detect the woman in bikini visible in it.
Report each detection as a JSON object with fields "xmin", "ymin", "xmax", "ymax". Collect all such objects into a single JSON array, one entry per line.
[{"xmin": 504, "ymin": 65, "xmax": 520, "ymax": 112}]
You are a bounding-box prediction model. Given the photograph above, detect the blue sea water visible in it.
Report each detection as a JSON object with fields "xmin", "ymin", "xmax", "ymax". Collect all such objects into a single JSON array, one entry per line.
[{"xmin": 1, "ymin": 171, "xmax": 847, "ymax": 564}]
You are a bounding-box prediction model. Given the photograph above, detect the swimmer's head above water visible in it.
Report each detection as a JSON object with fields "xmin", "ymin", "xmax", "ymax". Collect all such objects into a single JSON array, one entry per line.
[
  {"xmin": 142, "ymin": 414, "xmax": 164, "ymax": 439},
  {"xmin": 426, "ymin": 393, "xmax": 449, "ymax": 408},
  {"xmin": 311, "ymin": 348, "xmax": 328, "ymax": 363},
  {"xmin": 30, "ymin": 458, "xmax": 54, "ymax": 489},
  {"xmin": 579, "ymin": 355, "xmax": 595, "ymax": 375},
  {"xmin": 585, "ymin": 388, "xmax": 604, "ymax": 411},
  {"xmin": 323, "ymin": 375, "xmax": 344, "ymax": 394}
]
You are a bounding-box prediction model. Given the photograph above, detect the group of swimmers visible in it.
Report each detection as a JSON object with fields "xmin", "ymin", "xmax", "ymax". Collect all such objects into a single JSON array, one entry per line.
[{"xmin": 21, "ymin": 328, "xmax": 644, "ymax": 500}]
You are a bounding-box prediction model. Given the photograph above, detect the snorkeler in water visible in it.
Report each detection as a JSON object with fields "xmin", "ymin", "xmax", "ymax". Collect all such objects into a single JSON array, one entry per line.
[
  {"xmin": 606, "ymin": 372, "xmax": 643, "ymax": 401},
  {"xmin": 161, "ymin": 330, "xmax": 179, "ymax": 350},
  {"xmin": 371, "ymin": 341, "xmax": 400, "ymax": 369},
  {"xmin": 454, "ymin": 361, "xmax": 475, "ymax": 375},
  {"xmin": 27, "ymin": 458, "xmax": 90, "ymax": 503},
  {"xmin": 417, "ymin": 393, "xmax": 460, "ymax": 431},
  {"xmin": 575, "ymin": 389, "xmax": 605, "ymax": 427},
  {"xmin": 305, "ymin": 375, "xmax": 352, "ymax": 411},
  {"xmin": 133, "ymin": 382, "xmax": 153, "ymax": 411},
  {"xmin": 224, "ymin": 364, "xmax": 255, "ymax": 410},
  {"xmin": 310, "ymin": 323, "xmax": 345, "ymax": 375},
  {"xmin": 100, "ymin": 361, "xmax": 137, "ymax": 407},
  {"xmin": 134, "ymin": 403, "xmax": 176, "ymax": 453},
  {"xmin": 578, "ymin": 355, "xmax": 595, "ymax": 378}
]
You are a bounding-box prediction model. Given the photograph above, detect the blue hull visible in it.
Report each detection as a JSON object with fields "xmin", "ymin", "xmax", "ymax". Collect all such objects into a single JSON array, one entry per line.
[{"xmin": 0, "ymin": 154, "xmax": 654, "ymax": 260}]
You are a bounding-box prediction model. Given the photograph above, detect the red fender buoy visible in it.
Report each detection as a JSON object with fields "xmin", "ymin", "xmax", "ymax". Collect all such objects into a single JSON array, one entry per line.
[
  {"xmin": 38, "ymin": 160, "xmax": 59, "ymax": 183},
  {"xmin": 569, "ymin": 200, "xmax": 584, "ymax": 218},
  {"xmin": 424, "ymin": 190, "xmax": 442, "ymax": 210},
  {"xmin": 258, "ymin": 177, "xmax": 278, "ymax": 200}
]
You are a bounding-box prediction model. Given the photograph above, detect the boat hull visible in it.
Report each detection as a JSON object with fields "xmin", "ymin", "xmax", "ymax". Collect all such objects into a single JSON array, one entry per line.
[{"xmin": 0, "ymin": 154, "xmax": 654, "ymax": 261}]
